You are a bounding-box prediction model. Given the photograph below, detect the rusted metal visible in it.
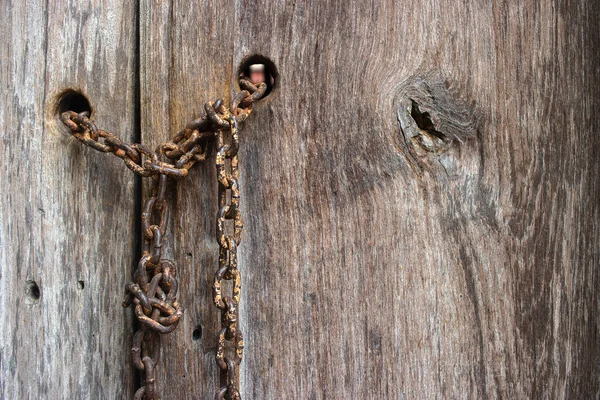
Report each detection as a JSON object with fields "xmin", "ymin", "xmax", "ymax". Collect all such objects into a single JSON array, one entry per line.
[
  {"xmin": 61, "ymin": 77, "xmax": 268, "ymax": 399},
  {"xmin": 213, "ymin": 112, "xmax": 246, "ymax": 397}
]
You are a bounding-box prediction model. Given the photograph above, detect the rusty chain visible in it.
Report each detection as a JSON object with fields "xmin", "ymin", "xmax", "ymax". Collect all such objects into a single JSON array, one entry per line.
[{"xmin": 62, "ymin": 75, "xmax": 267, "ymax": 399}]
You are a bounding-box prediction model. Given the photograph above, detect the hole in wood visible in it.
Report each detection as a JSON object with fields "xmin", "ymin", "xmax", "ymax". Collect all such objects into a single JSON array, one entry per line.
[
  {"xmin": 56, "ymin": 89, "xmax": 92, "ymax": 116},
  {"xmin": 77, "ymin": 280, "xmax": 85, "ymax": 290},
  {"xmin": 25, "ymin": 280, "xmax": 40, "ymax": 303},
  {"xmin": 192, "ymin": 325, "xmax": 202, "ymax": 341},
  {"xmin": 237, "ymin": 55, "xmax": 278, "ymax": 99},
  {"xmin": 410, "ymin": 100, "xmax": 446, "ymax": 142}
]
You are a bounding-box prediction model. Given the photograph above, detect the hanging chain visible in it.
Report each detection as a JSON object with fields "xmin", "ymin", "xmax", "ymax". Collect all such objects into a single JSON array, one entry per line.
[
  {"xmin": 214, "ymin": 115, "xmax": 244, "ymax": 399},
  {"xmin": 61, "ymin": 76, "xmax": 267, "ymax": 399}
]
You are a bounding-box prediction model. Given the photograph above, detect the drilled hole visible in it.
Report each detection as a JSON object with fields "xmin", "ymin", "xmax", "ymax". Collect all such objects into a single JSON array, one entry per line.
[
  {"xmin": 237, "ymin": 55, "xmax": 278, "ymax": 99},
  {"xmin": 77, "ymin": 280, "xmax": 85, "ymax": 290},
  {"xmin": 56, "ymin": 89, "xmax": 92, "ymax": 117},
  {"xmin": 25, "ymin": 280, "xmax": 40, "ymax": 303},
  {"xmin": 192, "ymin": 325, "xmax": 202, "ymax": 341}
]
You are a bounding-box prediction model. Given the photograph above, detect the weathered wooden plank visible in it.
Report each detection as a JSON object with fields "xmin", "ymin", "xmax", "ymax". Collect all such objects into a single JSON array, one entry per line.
[
  {"xmin": 0, "ymin": 1, "xmax": 138, "ymax": 398},
  {"xmin": 139, "ymin": 0, "xmax": 600, "ymax": 398},
  {"xmin": 229, "ymin": 1, "xmax": 600, "ymax": 398},
  {"xmin": 139, "ymin": 0, "xmax": 237, "ymax": 397},
  {"xmin": 10, "ymin": 0, "xmax": 593, "ymax": 398}
]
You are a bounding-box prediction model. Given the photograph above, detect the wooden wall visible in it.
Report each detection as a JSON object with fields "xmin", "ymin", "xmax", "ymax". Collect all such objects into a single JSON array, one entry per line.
[
  {"xmin": 1, "ymin": 1, "xmax": 138, "ymax": 398},
  {"xmin": 2, "ymin": 1, "xmax": 599, "ymax": 398}
]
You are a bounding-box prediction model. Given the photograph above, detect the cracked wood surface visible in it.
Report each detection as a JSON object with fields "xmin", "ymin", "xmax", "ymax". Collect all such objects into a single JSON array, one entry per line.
[{"xmin": 2, "ymin": 1, "xmax": 600, "ymax": 399}]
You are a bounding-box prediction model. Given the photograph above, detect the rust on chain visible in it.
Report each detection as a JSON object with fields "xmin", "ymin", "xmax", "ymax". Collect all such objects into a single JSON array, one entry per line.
[
  {"xmin": 61, "ymin": 77, "xmax": 267, "ymax": 399},
  {"xmin": 212, "ymin": 110, "xmax": 246, "ymax": 398}
]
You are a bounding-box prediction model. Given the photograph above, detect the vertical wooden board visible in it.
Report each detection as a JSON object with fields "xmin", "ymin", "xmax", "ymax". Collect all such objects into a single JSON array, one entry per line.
[
  {"xmin": 139, "ymin": 0, "xmax": 235, "ymax": 397},
  {"xmin": 0, "ymin": 1, "xmax": 137, "ymax": 398},
  {"xmin": 231, "ymin": 0, "xmax": 600, "ymax": 399},
  {"xmin": 137, "ymin": 0, "xmax": 600, "ymax": 399}
]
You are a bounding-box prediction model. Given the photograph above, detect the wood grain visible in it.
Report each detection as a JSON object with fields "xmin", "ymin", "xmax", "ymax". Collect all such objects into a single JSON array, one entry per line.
[
  {"xmin": 139, "ymin": 0, "xmax": 236, "ymax": 396},
  {"xmin": 2, "ymin": 0, "xmax": 599, "ymax": 399},
  {"xmin": 144, "ymin": 0, "xmax": 600, "ymax": 398},
  {"xmin": 231, "ymin": 1, "xmax": 600, "ymax": 398},
  {"xmin": 0, "ymin": 1, "xmax": 137, "ymax": 398}
]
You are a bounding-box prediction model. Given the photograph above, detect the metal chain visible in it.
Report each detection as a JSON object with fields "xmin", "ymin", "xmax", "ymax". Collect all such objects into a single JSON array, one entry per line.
[
  {"xmin": 61, "ymin": 76, "xmax": 267, "ymax": 399},
  {"xmin": 214, "ymin": 114, "xmax": 244, "ymax": 399}
]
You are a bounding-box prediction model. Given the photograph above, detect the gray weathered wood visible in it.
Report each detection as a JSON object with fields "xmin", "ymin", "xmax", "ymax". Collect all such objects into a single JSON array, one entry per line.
[
  {"xmin": 143, "ymin": 0, "xmax": 600, "ymax": 398},
  {"xmin": 138, "ymin": 0, "xmax": 235, "ymax": 396},
  {"xmin": 0, "ymin": 2, "xmax": 138, "ymax": 398},
  {"xmin": 232, "ymin": 1, "xmax": 600, "ymax": 398},
  {"xmin": 2, "ymin": 1, "xmax": 599, "ymax": 399}
]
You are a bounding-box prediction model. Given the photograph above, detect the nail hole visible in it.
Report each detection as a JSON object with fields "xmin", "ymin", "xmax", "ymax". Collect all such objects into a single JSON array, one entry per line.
[
  {"xmin": 25, "ymin": 280, "xmax": 40, "ymax": 303},
  {"xmin": 237, "ymin": 55, "xmax": 278, "ymax": 99},
  {"xmin": 77, "ymin": 280, "xmax": 85, "ymax": 290},
  {"xmin": 56, "ymin": 89, "xmax": 92, "ymax": 117},
  {"xmin": 192, "ymin": 325, "xmax": 202, "ymax": 341}
]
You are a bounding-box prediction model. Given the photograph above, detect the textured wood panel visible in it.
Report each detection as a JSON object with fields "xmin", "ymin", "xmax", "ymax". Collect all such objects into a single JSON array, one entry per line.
[
  {"xmin": 3, "ymin": 0, "xmax": 598, "ymax": 399},
  {"xmin": 231, "ymin": 1, "xmax": 600, "ymax": 398},
  {"xmin": 139, "ymin": 0, "xmax": 236, "ymax": 397},
  {"xmin": 143, "ymin": 0, "xmax": 600, "ymax": 398},
  {"xmin": 0, "ymin": 1, "xmax": 137, "ymax": 398}
]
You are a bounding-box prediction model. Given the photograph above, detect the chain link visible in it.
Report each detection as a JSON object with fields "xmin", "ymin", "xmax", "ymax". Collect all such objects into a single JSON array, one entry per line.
[
  {"xmin": 62, "ymin": 77, "xmax": 267, "ymax": 399},
  {"xmin": 213, "ymin": 113, "xmax": 244, "ymax": 399}
]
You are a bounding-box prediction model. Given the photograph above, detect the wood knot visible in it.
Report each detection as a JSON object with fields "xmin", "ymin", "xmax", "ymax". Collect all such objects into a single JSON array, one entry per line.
[{"xmin": 395, "ymin": 73, "xmax": 479, "ymax": 178}]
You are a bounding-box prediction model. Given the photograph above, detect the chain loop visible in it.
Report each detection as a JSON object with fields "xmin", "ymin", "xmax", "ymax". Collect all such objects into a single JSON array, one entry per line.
[{"xmin": 62, "ymin": 76, "xmax": 265, "ymax": 399}]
